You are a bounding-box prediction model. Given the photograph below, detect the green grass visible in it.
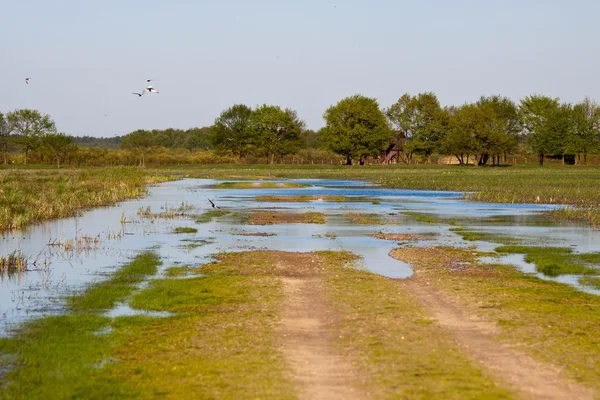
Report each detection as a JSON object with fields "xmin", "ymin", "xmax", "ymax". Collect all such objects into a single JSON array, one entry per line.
[
  {"xmin": 451, "ymin": 228, "xmax": 523, "ymax": 245},
  {"xmin": 391, "ymin": 246, "xmax": 600, "ymax": 392},
  {"xmin": 0, "ymin": 167, "xmax": 172, "ymax": 231},
  {"xmin": 342, "ymin": 212, "xmax": 384, "ymax": 225},
  {"xmin": 194, "ymin": 209, "xmax": 230, "ymax": 223},
  {"xmin": 172, "ymin": 227, "xmax": 198, "ymax": 234},
  {"xmin": 0, "ymin": 252, "xmax": 295, "ymax": 399},
  {"xmin": 165, "ymin": 266, "xmax": 192, "ymax": 277},
  {"xmin": 402, "ymin": 211, "xmax": 445, "ymax": 224},
  {"xmin": 319, "ymin": 251, "xmax": 512, "ymax": 399},
  {"xmin": 579, "ymin": 276, "xmax": 600, "ymax": 290},
  {"xmin": 67, "ymin": 252, "xmax": 161, "ymax": 312},
  {"xmin": 495, "ymin": 245, "xmax": 600, "ymax": 276}
]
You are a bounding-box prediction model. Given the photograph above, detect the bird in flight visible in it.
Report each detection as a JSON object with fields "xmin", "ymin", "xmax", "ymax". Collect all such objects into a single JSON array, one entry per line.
[
  {"xmin": 147, "ymin": 79, "xmax": 154, "ymax": 83},
  {"xmin": 132, "ymin": 92, "xmax": 143, "ymax": 97},
  {"xmin": 25, "ymin": 77, "xmax": 31, "ymax": 84},
  {"xmin": 143, "ymin": 86, "xmax": 159, "ymax": 94},
  {"xmin": 208, "ymin": 198, "xmax": 220, "ymax": 209}
]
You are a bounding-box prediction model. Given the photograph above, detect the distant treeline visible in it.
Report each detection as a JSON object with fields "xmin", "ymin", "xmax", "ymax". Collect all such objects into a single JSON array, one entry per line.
[{"xmin": 1, "ymin": 92, "xmax": 599, "ymax": 167}]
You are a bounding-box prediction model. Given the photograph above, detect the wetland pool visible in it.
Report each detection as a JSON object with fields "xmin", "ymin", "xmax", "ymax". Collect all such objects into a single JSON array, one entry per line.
[{"xmin": 1, "ymin": 178, "xmax": 599, "ymax": 336}]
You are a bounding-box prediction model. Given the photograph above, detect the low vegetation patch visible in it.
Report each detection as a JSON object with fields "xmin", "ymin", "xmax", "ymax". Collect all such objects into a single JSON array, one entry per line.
[
  {"xmin": 401, "ymin": 211, "xmax": 445, "ymax": 224},
  {"xmin": 343, "ymin": 212, "xmax": 383, "ymax": 225},
  {"xmin": 67, "ymin": 252, "xmax": 161, "ymax": 312},
  {"xmin": 172, "ymin": 227, "xmax": 198, "ymax": 234},
  {"xmin": 579, "ymin": 276, "xmax": 600, "ymax": 290},
  {"xmin": 194, "ymin": 209, "xmax": 230, "ymax": 223},
  {"xmin": 213, "ymin": 181, "xmax": 309, "ymax": 189},
  {"xmin": 390, "ymin": 246, "xmax": 600, "ymax": 391},
  {"xmin": 451, "ymin": 228, "xmax": 523, "ymax": 245},
  {"xmin": 373, "ymin": 232, "xmax": 433, "ymax": 241},
  {"xmin": 246, "ymin": 211, "xmax": 326, "ymax": 225},
  {"xmin": 495, "ymin": 245, "xmax": 600, "ymax": 276}
]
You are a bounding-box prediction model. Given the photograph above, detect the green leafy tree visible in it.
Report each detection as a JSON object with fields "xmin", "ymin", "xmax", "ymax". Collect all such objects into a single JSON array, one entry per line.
[
  {"xmin": 0, "ymin": 112, "xmax": 9, "ymax": 164},
  {"xmin": 120, "ymin": 129, "xmax": 163, "ymax": 167},
  {"xmin": 385, "ymin": 94, "xmax": 418, "ymax": 163},
  {"xmin": 320, "ymin": 94, "xmax": 391, "ymax": 165},
  {"xmin": 411, "ymin": 92, "xmax": 445, "ymax": 163},
  {"xmin": 571, "ymin": 98, "xmax": 600, "ymax": 164},
  {"xmin": 520, "ymin": 96, "xmax": 570, "ymax": 165},
  {"xmin": 41, "ymin": 133, "xmax": 77, "ymax": 168},
  {"xmin": 250, "ymin": 105, "xmax": 304, "ymax": 164},
  {"xmin": 212, "ymin": 104, "xmax": 253, "ymax": 159},
  {"xmin": 6, "ymin": 109, "xmax": 56, "ymax": 164},
  {"xmin": 477, "ymin": 95, "xmax": 521, "ymax": 164},
  {"xmin": 445, "ymin": 103, "xmax": 505, "ymax": 166}
]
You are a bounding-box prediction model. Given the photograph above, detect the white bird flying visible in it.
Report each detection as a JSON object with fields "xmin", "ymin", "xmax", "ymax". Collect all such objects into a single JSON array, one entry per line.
[
  {"xmin": 132, "ymin": 92, "xmax": 143, "ymax": 97},
  {"xmin": 143, "ymin": 86, "xmax": 159, "ymax": 94}
]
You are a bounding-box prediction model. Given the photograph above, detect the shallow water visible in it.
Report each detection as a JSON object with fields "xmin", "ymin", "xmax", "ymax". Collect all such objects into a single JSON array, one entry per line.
[{"xmin": 1, "ymin": 178, "xmax": 599, "ymax": 336}]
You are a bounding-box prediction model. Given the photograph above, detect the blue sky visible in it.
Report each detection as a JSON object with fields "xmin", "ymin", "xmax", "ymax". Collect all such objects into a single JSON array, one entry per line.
[{"xmin": 1, "ymin": 0, "xmax": 599, "ymax": 137}]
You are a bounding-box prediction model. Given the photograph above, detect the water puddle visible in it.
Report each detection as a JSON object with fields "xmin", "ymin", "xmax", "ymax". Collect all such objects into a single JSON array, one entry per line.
[{"xmin": 1, "ymin": 178, "xmax": 599, "ymax": 336}]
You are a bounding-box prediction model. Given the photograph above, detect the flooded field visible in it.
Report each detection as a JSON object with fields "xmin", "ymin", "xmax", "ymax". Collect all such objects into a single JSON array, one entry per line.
[{"xmin": 1, "ymin": 178, "xmax": 599, "ymax": 336}]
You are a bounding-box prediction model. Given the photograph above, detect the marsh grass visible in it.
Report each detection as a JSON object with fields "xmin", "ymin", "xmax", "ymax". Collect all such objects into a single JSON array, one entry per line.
[
  {"xmin": 67, "ymin": 252, "xmax": 161, "ymax": 312},
  {"xmin": 0, "ymin": 167, "xmax": 171, "ymax": 231},
  {"xmin": 401, "ymin": 212, "xmax": 445, "ymax": 224},
  {"xmin": 451, "ymin": 228, "xmax": 523, "ymax": 245},
  {"xmin": 172, "ymin": 227, "xmax": 198, "ymax": 234},
  {"xmin": 342, "ymin": 212, "xmax": 384, "ymax": 225},
  {"xmin": 247, "ymin": 211, "xmax": 326, "ymax": 225},
  {"xmin": 0, "ymin": 251, "xmax": 29, "ymax": 275},
  {"xmin": 391, "ymin": 246, "xmax": 600, "ymax": 392},
  {"xmin": 194, "ymin": 209, "xmax": 230, "ymax": 223},
  {"xmin": 579, "ymin": 276, "xmax": 600, "ymax": 290},
  {"xmin": 495, "ymin": 245, "xmax": 600, "ymax": 276},
  {"xmin": 0, "ymin": 252, "xmax": 294, "ymax": 399}
]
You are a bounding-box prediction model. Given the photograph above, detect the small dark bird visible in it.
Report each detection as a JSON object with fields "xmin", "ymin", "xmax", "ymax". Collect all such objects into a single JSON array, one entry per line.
[
  {"xmin": 25, "ymin": 77, "xmax": 31, "ymax": 84},
  {"xmin": 147, "ymin": 79, "xmax": 154, "ymax": 83},
  {"xmin": 208, "ymin": 198, "xmax": 220, "ymax": 209},
  {"xmin": 132, "ymin": 92, "xmax": 143, "ymax": 97}
]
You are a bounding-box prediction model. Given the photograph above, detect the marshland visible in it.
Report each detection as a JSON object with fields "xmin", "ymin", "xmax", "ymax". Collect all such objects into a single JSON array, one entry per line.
[{"xmin": 1, "ymin": 165, "xmax": 600, "ymax": 399}]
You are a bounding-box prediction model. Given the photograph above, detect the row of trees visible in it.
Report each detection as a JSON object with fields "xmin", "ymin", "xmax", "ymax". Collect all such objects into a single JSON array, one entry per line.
[
  {"xmin": 0, "ymin": 109, "xmax": 75, "ymax": 167},
  {"xmin": 3, "ymin": 92, "xmax": 600, "ymax": 167}
]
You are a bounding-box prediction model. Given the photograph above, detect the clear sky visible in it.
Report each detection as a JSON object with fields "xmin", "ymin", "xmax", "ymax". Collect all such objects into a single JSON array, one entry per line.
[{"xmin": 1, "ymin": 0, "xmax": 599, "ymax": 137}]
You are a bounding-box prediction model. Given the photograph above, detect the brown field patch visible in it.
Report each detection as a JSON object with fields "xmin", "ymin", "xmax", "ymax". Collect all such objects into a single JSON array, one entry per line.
[{"xmin": 247, "ymin": 211, "xmax": 326, "ymax": 225}]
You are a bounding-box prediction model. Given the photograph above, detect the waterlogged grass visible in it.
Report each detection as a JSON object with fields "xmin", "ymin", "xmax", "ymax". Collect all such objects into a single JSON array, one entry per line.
[
  {"xmin": 495, "ymin": 246, "xmax": 600, "ymax": 276},
  {"xmin": 402, "ymin": 211, "xmax": 445, "ymax": 224},
  {"xmin": 165, "ymin": 266, "xmax": 192, "ymax": 277},
  {"xmin": 194, "ymin": 209, "xmax": 230, "ymax": 223},
  {"xmin": 67, "ymin": 252, "xmax": 161, "ymax": 312},
  {"xmin": 256, "ymin": 195, "xmax": 347, "ymax": 202},
  {"xmin": 319, "ymin": 251, "xmax": 512, "ymax": 398},
  {"xmin": 550, "ymin": 207, "xmax": 600, "ymax": 226},
  {"xmin": 390, "ymin": 246, "xmax": 600, "ymax": 392},
  {"xmin": 0, "ymin": 167, "xmax": 172, "ymax": 231},
  {"xmin": 172, "ymin": 227, "xmax": 198, "ymax": 234},
  {"xmin": 451, "ymin": 228, "xmax": 523, "ymax": 245},
  {"xmin": 247, "ymin": 211, "xmax": 326, "ymax": 225},
  {"xmin": 343, "ymin": 212, "xmax": 384, "ymax": 225},
  {"xmin": 579, "ymin": 276, "xmax": 600, "ymax": 290},
  {"xmin": 0, "ymin": 314, "xmax": 136, "ymax": 399},
  {"xmin": 151, "ymin": 164, "xmax": 600, "ymax": 225},
  {"xmin": 214, "ymin": 181, "xmax": 309, "ymax": 189},
  {"xmin": 0, "ymin": 252, "xmax": 294, "ymax": 399}
]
